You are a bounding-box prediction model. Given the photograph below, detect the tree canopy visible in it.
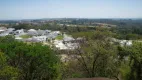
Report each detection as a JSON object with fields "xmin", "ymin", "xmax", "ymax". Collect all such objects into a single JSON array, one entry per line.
[{"xmin": 0, "ymin": 36, "xmax": 61, "ymax": 80}]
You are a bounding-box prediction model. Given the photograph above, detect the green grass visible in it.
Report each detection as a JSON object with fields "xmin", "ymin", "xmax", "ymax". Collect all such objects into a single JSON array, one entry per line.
[
  {"xmin": 20, "ymin": 35, "xmax": 31, "ymax": 39},
  {"xmin": 71, "ymin": 31, "xmax": 94, "ymax": 38},
  {"xmin": 55, "ymin": 35, "xmax": 64, "ymax": 40}
]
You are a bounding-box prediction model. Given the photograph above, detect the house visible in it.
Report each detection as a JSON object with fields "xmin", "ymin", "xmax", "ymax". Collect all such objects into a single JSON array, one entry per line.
[
  {"xmin": 14, "ymin": 29, "xmax": 25, "ymax": 35},
  {"xmin": 43, "ymin": 30, "xmax": 51, "ymax": 35},
  {"xmin": 63, "ymin": 37, "xmax": 75, "ymax": 42},
  {"xmin": 0, "ymin": 28, "xmax": 15, "ymax": 37},
  {"xmin": 28, "ymin": 29, "xmax": 38, "ymax": 36},
  {"xmin": 65, "ymin": 42, "xmax": 79, "ymax": 50},
  {"xmin": 111, "ymin": 38, "xmax": 132, "ymax": 46},
  {"xmin": 0, "ymin": 32, "xmax": 9, "ymax": 37},
  {"xmin": 7, "ymin": 28, "xmax": 15, "ymax": 33},
  {"xmin": 0, "ymin": 27, "xmax": 7, "ymax": 30},
  {"xmin": 63, "ymin": 34, "xmax": 75, "ymax": 43},
  {"xmin": 51, "ymin": 31, "xmax": 61, "ymax": 36},
  {"xmin": 25, "ymin": 36, "xmax": 47, "ymax": 42},
  {"xmin": 0, "ymin": 27, "xmax": 7, "ymax": 33},
  {"xmin": 0, "ymin": 30, "xmax": 5, "ymax": 33},
  {"xmin": 119, "ymin": 40, "xmax": 132, "ymax": 46},
  {"xmin": 46, "ymin": 31, "xmax": 61, "ymax": 39},
  {"xmin": 54, "ymin": 40, "xmax": 68, "ymax": 50},
  {"xmin": 32, "ymin": 36, "xmax": 47, "ymax": 42},
  {"xmin": 53, "ymin": 40, "xmax": 79, "ymax": 50},
  {"xmin": 37, "ymin": 29, "xmax": 45, "ymax": 36}
]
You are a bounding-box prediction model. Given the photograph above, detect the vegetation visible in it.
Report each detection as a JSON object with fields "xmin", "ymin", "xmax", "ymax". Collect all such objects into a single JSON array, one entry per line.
[
  {"xmin": 61, "ymin": 29, "xmax": 119, "ymax": 79},
  {"xmin": 118, "ymin": 42, "xmax": 142, "ymax": 80},
  {"xmin": 0, "ymin": 36, "xmax": 61, "ymax": 80},
  {"xmin": 0, "ymin": 52, "xmax": 19, "ymax": 80},
  {"xmin": 1, "ymin": 19, "xmax": 142, "ymax": 80},
  {"xmin": 59, "ymin": 27, "xmax": 142, "ymax": 80},
  {"xmin": 55, "ymin": 35, "xmax": 64, "ymax": 40}
]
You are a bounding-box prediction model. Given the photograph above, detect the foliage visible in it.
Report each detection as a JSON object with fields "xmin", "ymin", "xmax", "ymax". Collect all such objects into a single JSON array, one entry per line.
[
  {"xmin": 0, "ymin": 52, "xmax": 19, "ymax": 80},
  {"xmin": 61, "ymin": 29, "xmax": 120, "ymax": 79},
  {"xmin": 3, "ymin": 18, "xmax": 142, "ymax": 80},
  {"xmin": 76, "ymin": 38, "xmax": 118, "ymax": 78},
  {"xmin": 119, "ymin": 63, "xmax": 131, "ymax": 80},
  {"xmin": 118, "ymin": 42, "xmax": 142, "ymax": 80},
  {"xmin": 0, "ymin": 36, "xmax": 61, "ymax": 80}
]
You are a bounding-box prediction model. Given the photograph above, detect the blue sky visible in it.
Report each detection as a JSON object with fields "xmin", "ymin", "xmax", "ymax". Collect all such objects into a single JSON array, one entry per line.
[{"xmin": 0, "ymin": 0, "xmax": 142, "ymax": 20}]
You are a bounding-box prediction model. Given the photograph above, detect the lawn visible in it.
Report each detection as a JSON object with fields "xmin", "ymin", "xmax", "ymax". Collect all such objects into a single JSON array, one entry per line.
[{"xmin": 55, "ymin": 35, "xmax": 64, "ymax": 40}]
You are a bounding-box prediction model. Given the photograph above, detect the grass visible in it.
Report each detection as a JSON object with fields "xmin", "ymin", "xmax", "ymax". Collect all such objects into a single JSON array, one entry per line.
[
  {"xmin": 71, "ymin": 31, "xmax": 94, "ymax": 38},
  {"xmin": 55, "ymin": 35, "xmax": 64, "ymax": 40}
]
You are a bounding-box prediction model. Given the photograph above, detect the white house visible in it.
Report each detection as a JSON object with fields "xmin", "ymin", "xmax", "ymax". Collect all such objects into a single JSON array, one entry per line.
[
  {"xmin": 46, "ymin": 31, "xmax": 61, "ymax": 39},
  {"xmin": 0, "ymin": 27, "xmax": 7, "ymax": 33},
  {"xmin": 0, "ymin": 27, "xmax": 7, "ymax": 31},
  {"xmin": 14, "ymin": 29, "xmax": 25, "ymax": 35},
  {"xmin": 32, "ymin": 36, "xmax": 47, "ymax": 42},
  {"xmin": 119, "ymin": 40, "xmax": 132, "ymax": 46},
  {"xmin": 7, "ymin": 28, "xmax": 15, "ymax": 33},
  {"xmin": 63, "ymin": 34, "xmax": 75, "ymax": 42},
  {"xmin": 0, "ymin": 32, "xmax": 9, "ymax": 37},
  {"xmin": 28, "ymin": 29, "xmax": 38, "ymax": 36},
  {"xmin": 43, "ymin": 30, "xmax": 51, "ymax": 35},
  {"xmin": 54, "ymin": 40, "xmax": 68, "ymax": 50},
  {"xmin": 0, "ymin": 28, "xmax": 15, "ymax": 36},
  {"xmin": 0, "ymin": 30, "xmax": 5, "ymax": 33},
  {"xmin": 51, "ymin": 31, "xmax": 61, "ymax": 36},
  {"xmin": 37, "ymin": 29, "xmax": 45, "ymax": 36},
  {"xmin": 111, "ymin": 38, "xmax": 132, "ymax": 46},
  {"xmin": 65, "ymin": 42, "xmax": 79, "ymax": 50}
]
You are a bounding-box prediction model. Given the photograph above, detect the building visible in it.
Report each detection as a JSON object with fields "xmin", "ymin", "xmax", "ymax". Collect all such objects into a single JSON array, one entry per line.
[
  {"xmin": 37, "ymin": 29, "xmax": 45, "ymax": 36},
  {"xmin": 0, "ymin": 27, "xmax": 7, "ymax": 33},
  {"xmin": 32, "ymin": 36, "xmax": 47, "ymax": 42},
  {"xmin": 43, "ymin": 30, "xmax": 51, "ymax": 35},
  {"xmin": 111, "ymin": 38, "xmax": 132, "ymax": 46},
  {"xmin": 54, "ymin": 40, "xmax": 68, "ymax": 50},
  {"xmin": 0, "ymin": 32, "xmax": 9, "ymax": 37},
  {"xmin": 28, "ymin": 29, "xmax": 38, "ymax": 36},
  {"xmin": 14, "ymin": 29, "xmax": 25, "ymax": 35}
]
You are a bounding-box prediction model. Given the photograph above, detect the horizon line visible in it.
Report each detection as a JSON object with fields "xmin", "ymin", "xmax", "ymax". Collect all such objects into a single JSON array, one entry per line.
[{"xmin": 1, "ymin": 17, "xmax": 142, "ymax": 21}]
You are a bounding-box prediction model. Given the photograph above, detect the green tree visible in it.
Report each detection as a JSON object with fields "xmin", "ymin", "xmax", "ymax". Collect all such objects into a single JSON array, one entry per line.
[
  {"xmin": 118, "ymin": 42, "xmax": 142, "ymax": 80},
  {"xmin": 75, "ymin": 38, "xmax": 119, "ymax": 78},
  {"xmin": 0, "ymin": 36, "xmax": 61, "ymax": 80},
  {"xmin": 63, "ymin": 29, "xmax": 119, "ymax": 79},
  {"xmin": 0, "ymin": 52, "xmax": 19, "ymax": 80}
]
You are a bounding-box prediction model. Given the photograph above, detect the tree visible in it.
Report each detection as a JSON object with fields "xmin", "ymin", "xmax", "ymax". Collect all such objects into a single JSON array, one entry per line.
[
  {"xmin": 63, "ymin": 29, "xmax": 120, "ymax": 79},
  {"xmin": 118, "ymin": 42, "xmax": 142, "ymax": 80},
  {"xmin": 74, "ymin": 38, "xmax": 119, "ymax": 78},
  {"xmin": 0, "ymin": 52, "xmax": 19, "ymax": 80},
  {"xmin": 0, "ymin": 36, "xmax": 61, "ymax": 80}
]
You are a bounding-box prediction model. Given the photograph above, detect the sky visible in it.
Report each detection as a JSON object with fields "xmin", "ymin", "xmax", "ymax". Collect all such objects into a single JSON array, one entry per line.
[{"xmin": 0, "ymin": 0, "xmax": 142, "ymax": 20}]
